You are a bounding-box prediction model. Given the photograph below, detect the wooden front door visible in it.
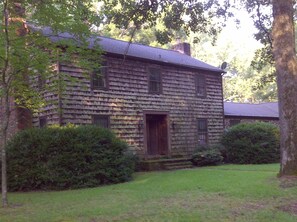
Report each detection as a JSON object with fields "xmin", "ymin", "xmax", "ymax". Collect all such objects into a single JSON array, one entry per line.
[{"xmin": 146, "ymin": 114, "xmax": 168, "ymax": 156}]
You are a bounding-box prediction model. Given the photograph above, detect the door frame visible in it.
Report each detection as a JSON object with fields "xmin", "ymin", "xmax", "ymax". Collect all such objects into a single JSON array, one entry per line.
[{"xmin": 143, "ymin": 110, "xmax": 171, "ymax": 158}]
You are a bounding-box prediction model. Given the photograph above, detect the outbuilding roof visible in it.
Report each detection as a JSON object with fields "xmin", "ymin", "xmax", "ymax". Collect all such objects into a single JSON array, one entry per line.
[
  {"xmin": 224, "ymin": 102, "xmax": 279, "ymax": 118},
  {"xmin": 37, "ymin": 26, "xmax": 224, "ymax": 73}
]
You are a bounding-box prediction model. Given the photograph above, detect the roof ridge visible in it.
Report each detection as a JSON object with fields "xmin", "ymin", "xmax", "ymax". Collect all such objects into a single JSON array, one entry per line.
[
  {"xmin": 27, "ymin": 23, "xmax": 223, "ymax": 73},
  {"xmin": 97, "ymin": 36, "xmax": 182, "ymax": 54}
]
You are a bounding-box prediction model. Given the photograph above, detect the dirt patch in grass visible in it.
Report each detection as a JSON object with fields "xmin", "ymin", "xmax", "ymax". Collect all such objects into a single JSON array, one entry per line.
[
  {"xmin": 10, "ymin": 203, "xmax": 23, "ymax": 208},
  {"xmin": 280, "ymin": 176, "xmax": 297, "ymax": 188},
  {"xmin": 229, "ymin": 201, "xmax": 267, "ymax": 218},
  {"xmin": 278, "ymin": 202, "xmax": 297, "ymax": 215}
]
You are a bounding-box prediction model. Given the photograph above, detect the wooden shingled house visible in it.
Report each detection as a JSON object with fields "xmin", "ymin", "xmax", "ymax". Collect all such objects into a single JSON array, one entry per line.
[{"xmin": 6, "ymin": 29, "xmax": 225, "ymax": 166}]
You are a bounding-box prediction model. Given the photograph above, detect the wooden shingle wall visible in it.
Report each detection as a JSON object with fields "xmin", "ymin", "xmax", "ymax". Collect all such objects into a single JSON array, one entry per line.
[{"xmin": 36, "ymin": 56, "xmax": 224, "ymax": 158}]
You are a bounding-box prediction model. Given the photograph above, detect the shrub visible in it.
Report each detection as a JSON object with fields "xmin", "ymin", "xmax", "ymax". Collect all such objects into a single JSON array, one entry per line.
[
  {"xmin": 6, "ymin": 125, "xmax": 136, "ymax": 191},
  {"xmin": 191, "ymin": 144, "xmax": 223, "ymax": 166},
  {"xmin": 221, "ymin": 122, "xmax": 280, "ymax": 164}
]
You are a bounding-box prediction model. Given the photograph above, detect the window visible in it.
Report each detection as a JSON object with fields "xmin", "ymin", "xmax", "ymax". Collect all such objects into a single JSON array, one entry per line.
[
  {"xmin": 92, "ymin": 115, "xmax": 109, "ymax": 128},
  {"xmin": 148, "ymin": 67, "xmax": 162, "ymax": 94},
  {"xmin": 91, "ymin": 62, "xmax": 108, "ymax": 90},
  {"xmin": 39, "ymin": 116, "xmax": 47, "ymax": 128},
  {"xmin": 230, "ymin": 119, "xmax": 241, "ymax": 126},
  {"xmin": 38, "ymin": 75, "xmax": 46, "ymax": 90},
  {"xmin": 198, "ymin": 119, "xmax": 208, "ymax": 145},
  {"xmin": 196, "ymin": 75, "xmax": 206, "ymax": 97}
]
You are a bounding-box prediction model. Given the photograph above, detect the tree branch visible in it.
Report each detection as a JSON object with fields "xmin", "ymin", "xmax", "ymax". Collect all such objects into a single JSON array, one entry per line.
[{"xmin": 256, "ymin": 1, "xmax": 273, "ymax": 48}]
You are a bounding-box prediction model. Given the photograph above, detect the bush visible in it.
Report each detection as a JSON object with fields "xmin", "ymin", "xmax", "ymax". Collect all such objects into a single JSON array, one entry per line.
[
  {"xmin": 6, "ymin": 125, "xmax": 136, "ymax": 191},
  {"xmin": 221, "ymin": 122, "xmax": 280, "ymax": 164},
  {"xmin": 191, "ymin": 144, "xmax": 223, "ymax": 166}
]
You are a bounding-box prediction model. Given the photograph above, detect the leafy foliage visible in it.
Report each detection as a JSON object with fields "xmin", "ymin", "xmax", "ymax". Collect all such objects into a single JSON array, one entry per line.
[
  {"xmin": 5, "ymin": 125, "xmax": 136, "ymax": 191},
  {"xmin": 221, "ymin": 122, "xmax": 280, "ymax": 164},
  {"xmin": 191, "ymin": 144, "xmax": 223, "ymax": 166},
  {"xmin": 0, "ymin": 1, "xmax": 105, "ymax": 121},
  {"xmin": 0, "ymin": 1, "xmax": 103, "ymax": 204},
  {"xmin": 101, "ymin": 0, "xmax": 234, "ymax": 44}
]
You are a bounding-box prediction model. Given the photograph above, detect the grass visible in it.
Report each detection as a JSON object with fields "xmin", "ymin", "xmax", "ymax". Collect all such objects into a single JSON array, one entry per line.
[{"xmin": 1, "ymin": 164, "xmax": 297, "ymax": 222}]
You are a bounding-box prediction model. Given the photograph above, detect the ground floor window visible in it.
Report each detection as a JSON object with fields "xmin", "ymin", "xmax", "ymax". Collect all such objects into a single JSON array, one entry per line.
[
  {"xmin": 198, "ymin": 118, "xmax": 208, "ymax": 145},
  {"xmin": 92, "ymin": 115, "xmax": 110, "ymax": 128},
  {"xmin": 39, "ymin": 117, "xmax": 47, "ymax": 128},
  {"xmin": 230, "ymin": 119, "xmax": 241, "ymax": 126}
]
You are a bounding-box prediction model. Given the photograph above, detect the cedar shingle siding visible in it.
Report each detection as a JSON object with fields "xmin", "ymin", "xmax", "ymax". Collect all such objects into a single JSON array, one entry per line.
[{"xmin": 33, "ymin": 55, "xmax": 224, "ymax": 158}]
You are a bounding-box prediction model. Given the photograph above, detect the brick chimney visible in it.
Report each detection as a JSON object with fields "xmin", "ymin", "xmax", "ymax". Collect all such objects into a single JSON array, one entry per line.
[{"xmin": 172, "ymin": 42, "xmax": 191, "ymax": 56}]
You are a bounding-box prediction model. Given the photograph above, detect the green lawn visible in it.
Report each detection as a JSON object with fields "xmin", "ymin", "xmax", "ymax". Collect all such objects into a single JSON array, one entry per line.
[{"xmin": 1, "ymin": 164, "xmax": 297, "ymax": 222}]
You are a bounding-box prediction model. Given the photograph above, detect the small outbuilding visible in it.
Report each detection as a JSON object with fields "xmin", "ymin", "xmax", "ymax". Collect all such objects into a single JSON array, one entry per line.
[{"xmin": 224, "ymin": 102, "xmax": 279, "ymax": 128}]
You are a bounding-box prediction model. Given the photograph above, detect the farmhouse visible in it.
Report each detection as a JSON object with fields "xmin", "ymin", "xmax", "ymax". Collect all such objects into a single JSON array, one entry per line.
[
  {"xmin": 224, "ymin": 102, "xmax": 279, "ymax": 128},
  {"xmin": 4, "ymin": 31, "xmax": 225, "ymax": 160}
]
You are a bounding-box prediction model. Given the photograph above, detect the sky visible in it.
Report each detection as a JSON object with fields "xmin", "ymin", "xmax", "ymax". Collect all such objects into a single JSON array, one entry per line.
[{"xmin": 194, "ymin": 6, "xmax": 263, "ymax": 69}]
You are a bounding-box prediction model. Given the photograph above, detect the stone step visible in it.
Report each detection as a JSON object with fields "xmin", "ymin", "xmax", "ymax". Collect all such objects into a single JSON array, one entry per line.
[
  {"xmin": 164, "ymin": 161, "xmax": 192, "ymax": 167},
  {"xmin": 137, "ymin": 158, "xmax": 193, "ymax": 171},
  {"xmin": 163, "ymin": 160, "xmax": 193, "ymax": 170},
  {"xmin": 165, "ymin": 164, "xmax": 193, "ymax": 170}
]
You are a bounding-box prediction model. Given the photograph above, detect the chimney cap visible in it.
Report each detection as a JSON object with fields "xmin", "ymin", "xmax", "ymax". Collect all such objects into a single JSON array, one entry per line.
[{"xmin": 172, "ymin": 42, "xmax": 191, "ymax": 56}]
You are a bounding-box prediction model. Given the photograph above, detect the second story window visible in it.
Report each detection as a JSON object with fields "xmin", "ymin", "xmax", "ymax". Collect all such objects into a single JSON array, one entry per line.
[
  {"xmin": 198, "ymin": 118, "xmax": 208, "ymax": 145},
  {"xmin": 196, "ymin": 75, "xmax": 206, "ymax": 97},
  {"xmin": 91, "ymin": 62, "xmax": 108, "ymax": 90},
  {"xmin": 148, "ymin": 67, "xmax": 162, "ymax": 94}
]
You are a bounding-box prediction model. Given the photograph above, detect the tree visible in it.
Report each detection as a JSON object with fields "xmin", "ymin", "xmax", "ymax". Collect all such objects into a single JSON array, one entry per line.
[
  {"xmin": 0, "ymin": 1, "xmax": 101, "ymax": 207},
  {"xmin": 101, "ymin": 0, "xmax": 234, "ymax": 44},
  {"xmin": 272, "ymin": 0, "xmax": 297, "ymax": 176}
]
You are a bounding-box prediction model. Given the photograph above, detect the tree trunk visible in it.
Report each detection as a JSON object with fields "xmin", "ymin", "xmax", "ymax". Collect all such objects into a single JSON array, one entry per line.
[
  {"xmin": 272, "ymin": 0, "xmax": 297, "ymax": 176},
  {"xmin": 1, "ymin": 1, "xmax": 27, "ymax": 207},
  {"xmin": 1, "ymin": 0, "xmax": 10, "ymax": 207},
  {"xmin": 0, "ymin": 95, "xmax": 10, "ymax": 207}
]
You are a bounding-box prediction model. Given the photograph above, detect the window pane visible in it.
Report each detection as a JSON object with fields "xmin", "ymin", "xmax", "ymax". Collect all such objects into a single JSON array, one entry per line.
[
  {"xmin": 39, "ymin": 117, "xmax": 47, "ymax": 128},
  {"xmin": 93, "ymin": 115, "xmax": 109, "ymax": 128},
  {"xmin": 92, "ymin": 63, "xmax": 107, "ymax": 90},
  {"xmin": 230, "ymin": 119, "xmax": 241, "ymax": 126},
  {"xmin": 150, "ymin": 74, "xmax": 159, "ymax": 83},
  {"xmin": 196, "ymin": 75, "xmax": 206, "ymax": 96},
  {"xmin": 198, "ymin": 133, "xmax": 207, "ymax": 145},
  {"xmin": 38, "ymin": 75, "xmax": 46, "ymax": 90},
  {"xmin": 198, "ymin": 119, "xmax": 208, "ymax": 145},
  {"xmin": 148, "ymin": 68, "xmax": 161, "ymax": 94},
  {"xmin": 198, "ymin": 119, "xmax": 207, "ymax": 132}
]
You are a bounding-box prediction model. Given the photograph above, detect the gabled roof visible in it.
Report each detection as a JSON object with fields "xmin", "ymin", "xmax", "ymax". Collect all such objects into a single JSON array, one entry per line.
[
  {"xmin": 36, "ymin": 26, "xmax": 224, "ymax": 73},
  {"xmin": 224, "ymin": 102, "xmax": 279, "ymax": 118}
]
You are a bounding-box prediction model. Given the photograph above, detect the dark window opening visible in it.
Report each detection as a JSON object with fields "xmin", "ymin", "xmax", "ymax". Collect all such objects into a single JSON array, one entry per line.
[
  {"xmin": 91, "ymin": 62, "xmax": 108, "ymax": 90},
  {"xmin": 230, "ymin": 119, "xmax": 241, "ymax": 126},
  {"xmin": 38, "ymin": 75, "xmax": 46, "ymax": 90},
  {"xmin": 196, "ymin": 75, "xmax": 206, "ymax": 97},
  {"xmin": 39, "ymin": 117, "xmax": 47, "ymax": 128},
  {"xmin": 92, "ymin": 115, "xmax": 110, "ymax": 128},
  {"xmin": 198, "ymin": 118, "xmax": 208, "ymax": 145},
  {"xmin": 148, "ymin": 68, "xmax": 162, "ymax": 94}
]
